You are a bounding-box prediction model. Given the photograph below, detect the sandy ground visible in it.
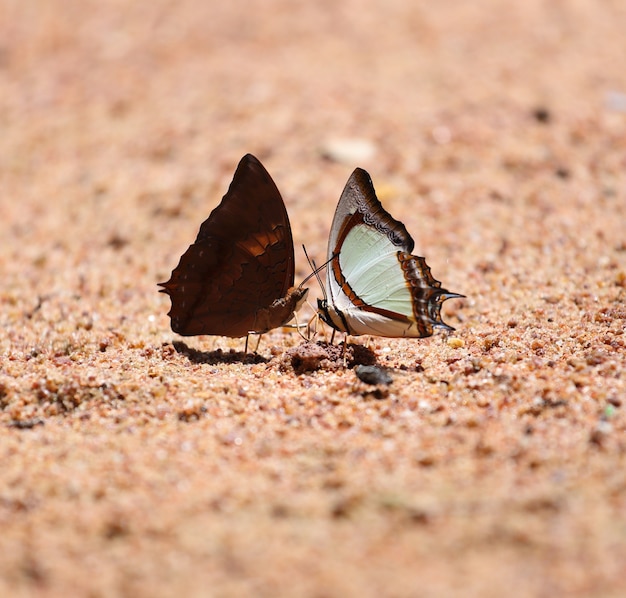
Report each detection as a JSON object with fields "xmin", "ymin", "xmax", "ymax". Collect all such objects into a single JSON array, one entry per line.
[{"xmin": 1, "ymin": 0, "xmax": 626, "ymax": 596}]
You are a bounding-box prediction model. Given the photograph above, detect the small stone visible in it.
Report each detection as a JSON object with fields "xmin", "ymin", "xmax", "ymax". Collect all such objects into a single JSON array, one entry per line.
[
  {"xmin": 355, "ymin": 365, "xmax": 392, "ymax": 386},
  {"xmin": 532, "ymin": 107, "xmax": 551, "ymax": 123},
  {"xmin": 320, "ymin": 138, "xmax": 377, "ymax": 164},
  {"xmin": 447, "ymin": 337, "xmax": 465, "ymax": 349}
]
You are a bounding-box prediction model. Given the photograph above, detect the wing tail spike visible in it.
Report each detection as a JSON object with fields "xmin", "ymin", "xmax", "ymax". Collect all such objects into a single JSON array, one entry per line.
[{"xmin": 442, "ymin": 292, "xmax": 465, "ymax": 300}]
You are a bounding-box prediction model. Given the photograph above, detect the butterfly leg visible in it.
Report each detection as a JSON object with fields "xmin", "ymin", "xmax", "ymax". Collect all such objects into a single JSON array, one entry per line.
[
  {"xmin": 293, "ymin": 311, "xmax": 311, "ymax": 342},
  {"xmin": 305, "ymin": 312, "xmax": 315, "ymax": 340},
  {"xmin": 304, "ymin": 297, "xmax": 319, "ymax": 340}
]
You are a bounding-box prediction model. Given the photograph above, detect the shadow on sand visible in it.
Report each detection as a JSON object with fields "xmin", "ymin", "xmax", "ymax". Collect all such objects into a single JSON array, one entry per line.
[{"xmin": 172, "ymin": 340, "xmax": 269, "ymax": 365}]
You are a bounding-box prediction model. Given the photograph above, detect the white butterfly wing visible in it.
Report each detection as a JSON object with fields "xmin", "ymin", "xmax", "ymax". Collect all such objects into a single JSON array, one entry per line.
[
  {"xmin": 321, "ymin": 168, "xmax": 462, "ymax": 338},
  {"xmin": 338, "ymin": 223, "xmax": 414, "ymax": 314}
]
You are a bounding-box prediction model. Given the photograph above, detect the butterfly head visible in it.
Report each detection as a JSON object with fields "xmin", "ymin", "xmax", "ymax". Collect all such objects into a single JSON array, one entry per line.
[{"xmin": 317, "ymin": 298, "xmax": 348, "ymax": 333}]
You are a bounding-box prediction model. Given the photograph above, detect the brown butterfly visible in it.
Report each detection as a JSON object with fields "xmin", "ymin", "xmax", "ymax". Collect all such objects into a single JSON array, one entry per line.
[{"xmin": 159, "ymin": 154, "xmax": 308, "ymax": 338}]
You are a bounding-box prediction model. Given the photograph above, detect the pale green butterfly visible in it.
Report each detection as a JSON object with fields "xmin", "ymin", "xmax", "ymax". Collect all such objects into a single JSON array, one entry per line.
[{"xmin": 317, "ymin": 168, "xmax": 463, "ymax": 338}]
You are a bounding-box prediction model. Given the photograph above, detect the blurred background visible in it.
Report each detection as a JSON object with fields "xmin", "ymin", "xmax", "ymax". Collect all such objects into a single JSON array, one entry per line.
[
  {"xmin": 1, "ymin": 2, "xmax": 626, "ymax": 596},
  {"xmin": 1, "ymin": 0, "xmax": 625, "ymax": 341}
]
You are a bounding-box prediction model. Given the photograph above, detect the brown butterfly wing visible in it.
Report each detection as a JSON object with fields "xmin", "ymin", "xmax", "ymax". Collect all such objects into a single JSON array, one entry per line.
[{"xmin": 159, "ymin": 154, "xmax": 296, "ymax": 337}]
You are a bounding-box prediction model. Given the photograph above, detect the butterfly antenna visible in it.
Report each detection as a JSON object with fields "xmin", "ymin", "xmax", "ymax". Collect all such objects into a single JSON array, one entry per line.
[
  {"xmin": 301, "ymin": 245, "xmax": 340, "ymax": 343},
  {"xmin": 301, "ymin": 244, "xmax": 329, "ymax": 300}
]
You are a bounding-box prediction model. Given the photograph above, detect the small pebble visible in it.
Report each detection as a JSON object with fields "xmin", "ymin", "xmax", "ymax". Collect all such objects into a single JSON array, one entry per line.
[
  {"xmin": 355, "ymin": 365, "xmax": 393, "ymax": 386},
  {"xmin": 447, "ymin": 337, "xmax": 465, "ymax": 349},
  {"xmin": 320, "ymin": 138, "xmax": 377, "ymax": 164}
]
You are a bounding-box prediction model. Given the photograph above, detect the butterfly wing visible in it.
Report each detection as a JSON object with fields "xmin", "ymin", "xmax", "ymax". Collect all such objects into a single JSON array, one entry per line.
[
  {"xmin": 159, "ymin": 154, "xmax": 300, "ymax": 337},
  {"xmin": 320, "ymin": 168, "xmax": 462, "ymax": 337}
]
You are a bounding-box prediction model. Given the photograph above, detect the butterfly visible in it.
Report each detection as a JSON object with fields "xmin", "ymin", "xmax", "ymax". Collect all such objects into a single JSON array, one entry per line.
[
  {"xmin": 317, "ymin": 167, "xmax": 463, "ymax": 338},
  {"xmin": 159, "ymin": 154, "xmax": 308, "ymax": 339}
]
